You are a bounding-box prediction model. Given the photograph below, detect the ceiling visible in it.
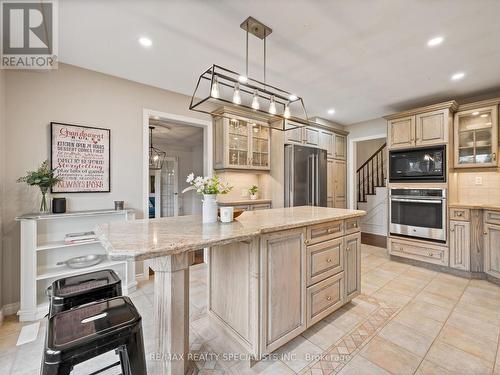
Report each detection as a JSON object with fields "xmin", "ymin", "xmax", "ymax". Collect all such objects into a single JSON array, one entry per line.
[
  {"xmin": 59, "ymin": 0, "xmax": 500, "ymax": 125},
  {"xmin": 150, "ymin": 118, "xmax": 203, "ymax": 148}
]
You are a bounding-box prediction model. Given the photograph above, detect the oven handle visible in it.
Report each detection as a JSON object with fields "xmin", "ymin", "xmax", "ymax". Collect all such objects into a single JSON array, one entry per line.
[{"xmin": 391, "ymin": 198, "xmax": 444, "ymax": 204}]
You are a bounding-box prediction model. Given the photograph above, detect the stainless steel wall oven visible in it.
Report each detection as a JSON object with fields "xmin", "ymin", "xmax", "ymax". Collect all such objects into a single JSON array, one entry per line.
[{"xmin": 389, "ymin": 188, "xmax": 447, "ymax": 242}]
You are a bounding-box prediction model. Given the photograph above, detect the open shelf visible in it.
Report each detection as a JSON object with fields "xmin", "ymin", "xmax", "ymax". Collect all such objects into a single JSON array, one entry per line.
[
  {"xmin": 36, "ymin": 259, "xmax": 126, "ymax": 281},
  {"xmin": 36, "ymin": 239, "xmax": 101, "ymax": 251}
]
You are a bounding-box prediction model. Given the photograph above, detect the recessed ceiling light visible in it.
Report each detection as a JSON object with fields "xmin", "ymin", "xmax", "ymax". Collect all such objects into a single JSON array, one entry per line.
[
  {"xmin": 427, "ymin": 36, "xmax": 444, "ymax": 47},
  {"xmin": 138, "ymin": 37, "xmax": 152, "ymax": 47},
  {"xmin": 327, "ymin": 108, "xmax": 335, "ymax": 115},
  {"xmin": 289, "ymin": 94, "xmax": 298, "ymax": 101},
  {"xmin": 238, "ymin": 75, "xmax": 248, "ymax": 83},
  {"xmin": 451, "ymin": 72, "xmax": 465, "ymax": 81},
  {"xmin": 472, "ymin": 111, "xmax": 480, "ymax": 116}
]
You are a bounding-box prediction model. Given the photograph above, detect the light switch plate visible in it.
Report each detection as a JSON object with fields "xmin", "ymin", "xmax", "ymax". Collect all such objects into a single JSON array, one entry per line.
[{"xmin": 475, "ymin": 176, "xmax": 483, "ymax": 185}]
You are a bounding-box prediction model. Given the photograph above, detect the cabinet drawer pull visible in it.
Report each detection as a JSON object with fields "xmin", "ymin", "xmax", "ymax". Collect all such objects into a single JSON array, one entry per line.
[
  {"xmin": 327, "ymin": 228, "xmax": 335, "ymax": 234},
  {"xmin": 353, "ymin": 222, "xmax": 357, "ymax": 227},
  {"xmin": 456, "ymin": 212, "xmax": 463, "ymax": 216},
  {"xmin": 326, "ymin": 296, "xmax": 332, "ymax": 301},
  {"xmin": 326, "ymin": 258, "xmax": 333, "ymax": 263}
]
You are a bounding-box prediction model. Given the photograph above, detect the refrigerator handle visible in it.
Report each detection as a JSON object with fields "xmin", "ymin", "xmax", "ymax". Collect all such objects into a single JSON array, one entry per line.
[
  {"xmin": 311, "ymin": 154, "xmax": 315, "ymax": 206},
  {"xmin": 315, "ymin": 153, "xmax": 320, "ymax": 206},
  {"xmin": 308, "ymin": 154, "xmax": 313, "ymax": 206}
]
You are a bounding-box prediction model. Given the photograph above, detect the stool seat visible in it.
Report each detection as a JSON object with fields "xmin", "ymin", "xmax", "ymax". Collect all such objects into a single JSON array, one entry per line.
[
  {"xmin": 42, "ymin": 296, "xmax": 147, "ymax": 375},
  {"xmin": 48, "ymin": 269, "xmax": 122, "ymax": 318}
]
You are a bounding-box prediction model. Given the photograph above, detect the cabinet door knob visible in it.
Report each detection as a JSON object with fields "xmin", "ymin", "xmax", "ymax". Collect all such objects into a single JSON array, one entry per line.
[
  {"xmin": 327, "ymin": 228, "xmax": 335, "ymax": 234},
  {"xmin": 327, "ymin": 258, "xmax": 333, "ymax": 263},
  {"xmin": 353, "ymin": 222, "xmax": 357, "ymax": 227},
  {"xmin": 326, "ymin": 296, "xmax": 332, "ymax": 301},
  {"xmin": 457, "ymin": 212, "xmax": 463, "ymax": 216},
  {"xmin": 450, "ymin": 228, "xmax": 455, "ymax": 232},
  {"xmin": 484, "ymin": 231, "xmax": 488, "ymax": 235}
]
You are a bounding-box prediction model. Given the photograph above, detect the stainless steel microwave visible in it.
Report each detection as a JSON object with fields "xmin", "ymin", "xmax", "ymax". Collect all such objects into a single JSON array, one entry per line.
[{"xmin": 389, "ymin": 146, "xmax": 446, "ymax": 182}]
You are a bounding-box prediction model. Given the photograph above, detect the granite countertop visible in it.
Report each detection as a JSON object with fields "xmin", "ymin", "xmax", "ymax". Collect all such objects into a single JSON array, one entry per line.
[
  {"xmin": 217, "ymin": 198, "xmax": 272, "ymax": 206},
  {"xmin": 449, "ymin": 203, "xmax": 500, "ymax": 211},
  {"xmin": 97, "ymin": 206, "xmax": 365, "ymax": 261}
]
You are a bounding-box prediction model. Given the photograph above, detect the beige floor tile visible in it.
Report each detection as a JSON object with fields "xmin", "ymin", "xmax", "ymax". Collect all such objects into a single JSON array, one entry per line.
[
  {"xmin": 377, "ymin": 261, "xmax": 410, "ymax": 275},
  {"xmin": 400, "ymin": 300, "xmax": 451, "ymax": 323},
  {"xmin": 361, "ymin": 272, "xmax": 393, "ymax": 288},
  {"xmin": 0, "ymin": 316, "xmax": 23, "ymax": 338},
  {"xmin": 393, "ymin": 309, "xmax": 443, "ymax": 339},
  {"xmin": 274, "ymin": 335, "xmax": 322, "ymax": 373},
  {"xmin": 371, "ymin": 288, "xmax": 412, "ymax": 308},
  {"xmin": 343, "ymin": 298, "xmax": 379, "ymax": 317},
  {"xmin": 454, "ymin": 301, "xmax": 500, "ymax": 325},
  {"xmin": 360, "ymin": 336, "xmax": 421, "ymax": 375},
  {"xmin": 495, "ymin": 365, "xmax": 500, "ymax": 375},
  {"xmin": 403, "ymin": 266, "xmax": 437, "ymax": 280},
  {"xmin": 468, "ymin": 279, "xmax": 500, "ymax": 294},
  {"xmin": 360, "ymin": 282, "xmax": 380, "ymax": 296},
  {"xmin": 230, "ymin": 358, "xmax": 294, "ymax": 375},
  {"xmin": 433, "ymin": 273, "xmax": 469, "ymax": 288},
  {"xmin": 378, "ymin": 320, "xmax": 434, "ymax": 357},
  {"xmin": 415, "ymin": 359, "xmax": 455, "ymax": 375},
  {"xmin": 337, "ymin": 355, "xmax": 391, "ymax": 375},
  {"xmin": 301, "ymin": 320, "xmax": 346, "ymax": 351},
  {"xmin": 379, "ymin": 278, "xmax": 422, "ymax": 297},
  {"xmin": 438, "ymin": 324, "xmax": 497, "ymax": 363},
  {"xmin": 446, "ymin": 310, "xmax": 500, "ymax": 343},
  {"xmin": 463, "ymin": 284, "xmax": 500, "ymax": 300},
  {"xmin": 423, "ymin": 281, "xmax": 465, "ymax": 300},
  {"xmin": 362, "ymin": 255, "xmax": 390, "ymax": 268},
  {"xmin": 413, "ymin": 290, "xmax": 457, "ymax": 309},
  {"xmin": 459, "ymin": 292, "xmax": 500, "ymax": 311},
  {"xmin": 425, "ymin": 340, "xmax": 493, "ymax": 375},
  {"xmin": 324, "ymin": 307, "xmax": 365, "ymax": 333}
]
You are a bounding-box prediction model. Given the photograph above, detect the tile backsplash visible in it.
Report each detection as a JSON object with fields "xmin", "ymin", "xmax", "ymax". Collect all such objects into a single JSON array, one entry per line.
[
  {"xmin": 450, "ymin": 171, "xmax": 500, "ymax": 205},
  {"xmin": 216, "ymin": 171, "xmax": 270, "ymax": 201}
]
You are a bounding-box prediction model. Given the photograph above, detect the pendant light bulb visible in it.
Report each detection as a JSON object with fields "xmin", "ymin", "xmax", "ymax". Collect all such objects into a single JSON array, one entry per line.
[
  {"xmin": 269, "ymin": 95, "xmax": 277, "ymax": 115},
  {"xmin": 251, "ymin": 89, "xmax": 260, "ymax": 110},
  {"xmin": 284, "ymin": 102, "xmax": 291, "ymax": 118},
  {"xmin": 211, "ymin": 76, "xmax": 220, "ymax": 98},
  {"xmin": 233, "ymin": 82, "xmax": 241, "ymax": 104}
]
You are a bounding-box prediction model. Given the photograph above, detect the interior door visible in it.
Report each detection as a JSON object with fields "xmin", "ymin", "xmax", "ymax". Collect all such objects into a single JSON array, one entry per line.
[{"xmin": 161, "ymin": 157, "xmax": 179, "ymax": 217}]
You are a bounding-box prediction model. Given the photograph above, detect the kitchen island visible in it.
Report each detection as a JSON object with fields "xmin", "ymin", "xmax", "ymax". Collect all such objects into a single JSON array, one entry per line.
[{"xmin": 98, "ymin": 206, "xmax": 365, "ymax": 374}]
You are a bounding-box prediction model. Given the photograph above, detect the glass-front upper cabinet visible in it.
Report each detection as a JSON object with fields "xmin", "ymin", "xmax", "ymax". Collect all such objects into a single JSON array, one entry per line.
[
  {"xmin": 454, "ymin": 105, "xmax": 498, "ymax": 168},
  {"xmin": 213, "ymin": 114, "xmax": 271, "ymax": 171}
]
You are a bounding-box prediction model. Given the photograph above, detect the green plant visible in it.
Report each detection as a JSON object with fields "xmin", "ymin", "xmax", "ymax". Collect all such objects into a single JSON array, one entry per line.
[
  {"xmin": 249, "ymin": 185, "xmax": 258, "ymax": 195},
  {"xmin": 17, "ymin": 160, "xmax": 62, "ymax": 212}
]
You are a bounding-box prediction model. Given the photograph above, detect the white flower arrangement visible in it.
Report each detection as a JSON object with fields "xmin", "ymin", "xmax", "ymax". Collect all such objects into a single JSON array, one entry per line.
[{"xmin": 182, "ymin": 173, "xmax": 233, "ymax": 195}]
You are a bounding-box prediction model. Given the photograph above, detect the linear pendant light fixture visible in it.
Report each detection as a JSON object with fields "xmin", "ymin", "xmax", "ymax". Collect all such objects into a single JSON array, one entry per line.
[{"xmin": 189, "ymin": 16, "xmax": 309, "ymax": 131}]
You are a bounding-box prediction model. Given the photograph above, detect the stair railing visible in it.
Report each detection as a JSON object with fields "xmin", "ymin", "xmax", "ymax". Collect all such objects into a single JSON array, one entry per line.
[{"xmin": 356, "ymin": 143, "xmax": 387, "ymax": 203}]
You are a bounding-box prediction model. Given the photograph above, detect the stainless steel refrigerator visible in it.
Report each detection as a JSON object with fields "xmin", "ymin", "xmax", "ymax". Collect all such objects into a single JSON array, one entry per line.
[{"xmin": 285, "ymin": 144, "xmax": 327, "ymax": 207}]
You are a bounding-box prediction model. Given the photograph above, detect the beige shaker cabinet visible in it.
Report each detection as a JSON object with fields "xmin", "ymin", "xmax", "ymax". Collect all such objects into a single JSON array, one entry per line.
[
  {"xmin": 449, "ymin": 220, "xmax": 471, "ymax": 271},
  {"xmin": 415, "ymin": 109, "xmax": 450, "ymax": 146},
  {"xmin": 334, "ymin": 133, "xmax": 347, "ymax": 160},
  {"xmin": 333, "ymin": 159, "xmax": 347, "ymax": 208},
  {"xmin": 319, "ymin": 129, "xmax": 334, "ymax": 157},
  {"xmin": 304, "ymin": 126, "xmax": 320, "ymax": 147},
  {"xmin": 484, "ymin": 221, "xmax": 500, "ymax": 279},
  {"xmin": 388, "ymin": 115, "xmax": 415, "ymax": 149},
  {"xmin": 344, "ymin": 232, "xmax": 361, "ymax": 301}
]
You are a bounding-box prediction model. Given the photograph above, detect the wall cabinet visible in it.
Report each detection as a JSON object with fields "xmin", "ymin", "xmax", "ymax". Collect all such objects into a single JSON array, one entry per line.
[
  {"xmin": 344, "ymin": 232, "xmax": 361, "ymax": 301},
  {"xmin": 484, "ymin": 222, "xmax": 500, "ymax": 279},
  {"xmin": 334, "ymin": 134, "xmax": 347, "ymax": 160},
  {"xmin": 387, "ymin": 108, "xmax": 451, "ymax": 149},
  {"xmin": 304, "ymin": 127, "xmax": 320, "ymax": 147},
  {"xmin": 319, "ymin": 130, "xmax": 334, "ymax": 158},
  {"xmin": 449, "ymin": 220, "xmax": 470, "ymax": 271},
  {"xmin": 454, "ymin": 105, "xmax": 498, "ymax": 168},
  {"xmin": 213, "ymin": 117, "xmax": 270, "ymax": 171}
]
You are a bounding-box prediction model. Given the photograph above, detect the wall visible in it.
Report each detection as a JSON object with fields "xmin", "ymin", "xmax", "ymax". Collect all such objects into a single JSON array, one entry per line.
[
  {"xmin": 216, "ymin": 171, "xmax": 271, "ymax": 202},
  {"xmin": 356, "ymin": 138, "xmax": 386, "ymax": 169},
  {"xmin": 0, "ymin": 69, "xmax": 5, "ymax": 320},
  {"xmin": 3, "ymin": 64, "xmax": 209, "ymax": 307},
  {"xmin": 345, "ymin": 118, "xmax": 387, "ymax": 209}
]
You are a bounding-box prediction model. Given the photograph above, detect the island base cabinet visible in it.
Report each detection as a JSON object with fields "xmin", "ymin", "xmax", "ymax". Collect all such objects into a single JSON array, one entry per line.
[
  {"xmin": 484, "ymin": 223, "xmax": 500, "ymax": 278},
  {"xmin": 260, "ymin": 228, "xmax": 307, "ymax": 354},
  {"xmin": 345, "ymin": 232, "xmax": 361, "ymax": 301}
]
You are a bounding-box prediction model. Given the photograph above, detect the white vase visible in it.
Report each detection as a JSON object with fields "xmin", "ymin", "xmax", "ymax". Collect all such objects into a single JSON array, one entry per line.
[
  {"xmin": 202, "ymin": 194, "xmax": 218, "ymax": 223},
  {"xmin": 250, "ymin": 194, "xmax": 257, "ymax": 200}
]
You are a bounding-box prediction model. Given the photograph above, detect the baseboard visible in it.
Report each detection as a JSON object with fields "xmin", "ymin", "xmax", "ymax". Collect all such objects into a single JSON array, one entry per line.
[{"xmin": 2, "ymin": 302, "xmax": 20, "ymax": 317}]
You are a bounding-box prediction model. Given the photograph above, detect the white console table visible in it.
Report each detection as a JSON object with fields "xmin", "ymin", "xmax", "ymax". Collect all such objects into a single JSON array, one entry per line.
[{"xmin": 16, "ymin": 209, "xmax": 136, "ymax": 321}]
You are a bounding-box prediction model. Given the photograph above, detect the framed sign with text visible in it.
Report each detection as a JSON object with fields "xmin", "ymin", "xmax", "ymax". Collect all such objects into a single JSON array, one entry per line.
[{"xmin": 51, "ymin": 122, "xmax": 111, "ymax": 193}]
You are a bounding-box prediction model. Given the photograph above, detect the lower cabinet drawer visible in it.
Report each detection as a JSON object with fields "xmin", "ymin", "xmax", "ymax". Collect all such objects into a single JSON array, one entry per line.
[
  {"xmin": 306, "ymin": 272, "xmax": 344, "ymax": 327},
  {"xmin": 449, "ymin": 208, "xmax": 470, "ymax": 221},
  {"xmin": 345, "ymin": 218, "xmax": 360, "ymax": 235},
  {"xmin": 306, "ymin": 238, "xmax": 343, "ymax": 286},
  {"xmin": 306, "ymin": 220, "xmax": 344, "ymax": 245},
  {"xmin": 389, "ymin": 238, "xmax": 449, "ymax": 266},
  {"xmin": 485, "ymin": 210, "xmax": 500, "ymax": 225}
]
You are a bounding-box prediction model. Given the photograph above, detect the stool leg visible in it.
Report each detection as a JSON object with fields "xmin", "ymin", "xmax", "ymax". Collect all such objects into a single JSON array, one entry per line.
[
  {"xmin": 126, "ymin": 329, "xmax": 148, "ymax": 375},
  {"xmin": 116, "ymin": 345, "xmax": 131, "ymax": 375}
]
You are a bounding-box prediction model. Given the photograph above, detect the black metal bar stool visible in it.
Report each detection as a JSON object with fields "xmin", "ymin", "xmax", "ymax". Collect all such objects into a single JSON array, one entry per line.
[
  {"xmin": 47, "ymin": 269, "xmax": 122, "ymax": 318},
  {"xmin": 41, "ymin": 296, "xmax": 147, "ymax": 375}
]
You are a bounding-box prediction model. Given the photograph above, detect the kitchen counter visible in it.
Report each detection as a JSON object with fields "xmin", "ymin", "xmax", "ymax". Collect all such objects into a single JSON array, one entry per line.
[
  {"xmin": 216, "ymin": 198, "xmax": 272, "ymax": 206},
  {"xmin": 449, "ymin": 203, "xmax": 500, "ymax": 210},
  {"xmin": 97, "ymin": 206, "xmax": 365, "ymax": 261},
  {"xmin": 97, "ymin": 206, "xmax": 365, "ymax": 374}
]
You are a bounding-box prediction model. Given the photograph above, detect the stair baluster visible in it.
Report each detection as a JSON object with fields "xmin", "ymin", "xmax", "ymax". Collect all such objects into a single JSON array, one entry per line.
[{"xmin": 356, "ymin": 143, "xmax": 387, "ymax": 206}]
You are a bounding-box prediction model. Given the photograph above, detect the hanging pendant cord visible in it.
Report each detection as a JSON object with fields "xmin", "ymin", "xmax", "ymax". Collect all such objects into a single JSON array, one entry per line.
[
  {"xmin": 263, "ymin": 30, "xmax": 267, "ymax": 88},
  {"xmin": 245, "ymin": 22, "xmax": 249, "ymax": 78}
]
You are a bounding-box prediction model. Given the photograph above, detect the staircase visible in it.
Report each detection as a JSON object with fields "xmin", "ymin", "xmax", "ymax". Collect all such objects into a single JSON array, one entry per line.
[
  {"xmin": 357, "ymin": 143, "xmax": 387, "ymax": 204},
  {"xmin": 356, "ymin": 143, "xmax": 388, "ymax": 236}
]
